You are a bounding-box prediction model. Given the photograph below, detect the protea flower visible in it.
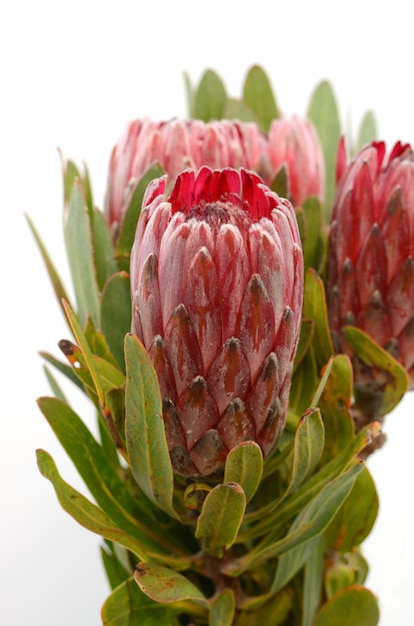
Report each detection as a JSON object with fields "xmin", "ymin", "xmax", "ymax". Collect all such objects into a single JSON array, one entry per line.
[
  {"xmin": 130, "ymin": 166, "xmax": 304, "ymax": 476},
  {"xmin": 105, "ymin": 118, "xmax": 269, "ymax": 236},
  {"xmin": 267, "ymin": 116, "xmax": 325, "ymax": 206},
  {"xmin": 328, "ymin": 140, "xmax": 414, "ymax": 402}
]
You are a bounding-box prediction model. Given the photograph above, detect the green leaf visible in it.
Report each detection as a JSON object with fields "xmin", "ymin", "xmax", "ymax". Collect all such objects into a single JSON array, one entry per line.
[
  {"xmin": 183, "ymin": 70, "xmax": 195, "ymax": 117},
  {"xmin": 25, "ymin": 214, "xmax": 72, "ymax": 319},
  {"xmin": 242, "ymin": 65, "xmax": 279, "ymax": 131},
  {"xmin": 101, "ymin": 542, "xmax": 132, "ymax": 590},
  {"xmin": 293, "ymin": 318, "xmax": 314, "ymax": 373},
  {"xmin": 303, "ymin": 269, "xmax": 334, "ymax": 369},
  {"xmin": 209, "ymin": 589, "xmax": 235, "ymax": 626},
  {"xmin": 102, "ymin": 576, "xmax": 177, "ymax": 626},
  {"xmin": 312, "ymin": 586, "xmax": 380, "ymax": 626},
  {"xmin": 285, "ymin": 408, "xmax": 325, "ymax": 498},
  {"xmin": 356, "ymin": 111, "xmax": 377, "ymax": 151},
  {"xmin": 343, "ymin": 325, "xmax": 409, "ymax": 415},
  {"xmin": 325, "ymin": 466, "xmax": 378, "ymax": 553},
  {"xmin": 300, "ymin": 197, "xmax": 326, "ymax": 273},
  {"xmin": 42, "ymin": 365, "xmax": 68, "ymax": 403},
  {"xmin": 92, "ymin": 207, "xmax": 118, "ymax": 291},
  {"xmin": 223, "ymin": 98, "xmax": 256, "ymax": 123},
  {"xmin": 40, "ymin": 351, "xmax": 84, "ymax": 390},
  {"xmin": 135, "ymin": 562, "xmax": 208, "ymax": 607},
  {"xmin": 195, "ymin": 482, "xmax": 246, "ymax": 557},
  {"xmin": 117, "ymin": 165, "xmax": 165, "ymax": 269},
  {"xmin": 318, "ymin": 354, "xmax": 354, "ymax": 464},
  {"xmin": 101, "ymin": 271, "xmax": 132, "ymax": 371},
  {"xmin": 124, "ymin": 333, "xmax": 177, "ymax": 519},
  {"xmin": 307, "ymin": 81, "xmax": 341, "ymax": 217},
  {"xmin": 302, "ymin": 535, "xmax": 324, "ymax": 626},
  {"xmin": 193, "ymin": 69, "xmax": 227, "ymax": 122},
  {"xmin": 226, "ymin": 462, "xmax": 364, "ymax": 576},
  {"xmin": 65, "ymin": 181, "xmax": 100, "ymax": 328},
  {"xmin": 37, "ymin": 397, "xmax": 178, "ymax": 557},
  {"xmin": 224, "ymin": 441, "xmax": 263, "ymax": 503},
  {"xmin": 37, "ymin": 449, "xmax": 150, "ymax": 557}
]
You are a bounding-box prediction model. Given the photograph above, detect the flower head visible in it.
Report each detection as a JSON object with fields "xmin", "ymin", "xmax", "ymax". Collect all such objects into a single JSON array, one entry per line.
[
  {"xmin": 328, "ymin": 140, "xmax": 414, "ymax": 390},
  {"xmin": 105, "ymin": 118, "xmax": 269, "ymax": 236},
  {"xmin": 267, "ymin": 116, "xmax": 325, "ymax": 206},
  {"xmin": 131, "ymin": 166, "xmax": 304, "ymax": 476}
]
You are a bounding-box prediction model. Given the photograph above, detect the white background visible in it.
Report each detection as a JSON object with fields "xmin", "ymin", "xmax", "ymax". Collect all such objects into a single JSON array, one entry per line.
[{"xmin": 1, "ymin": 1, "xmax": 413, "ymax": 624}]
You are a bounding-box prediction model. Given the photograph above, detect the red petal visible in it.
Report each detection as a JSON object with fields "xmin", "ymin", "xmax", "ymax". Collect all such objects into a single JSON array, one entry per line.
[
  {"xmin": 189, "ymin": 430, "xmax": 227, "ymax": 476},
  {"xmin": 206, "ymin": 338, "xmax": 250, "ymax": 415},
  {"xmin": 162, "ymin": 399, "xmax": 186, "ymax": 450},
  {"xmin": 148, "ymin": 335, "xmax": 177, "ymax": 402},
  {"xmin": 215, "ymin": 223, "xmax": 250, "ymax": 340},
  {"xmin": 245, "ymin": 352, "xmax": 279, "ymax": 433},
  {"xmin": 163, "ymin": 304, "xmax": 203, "ymax": 397},
  {"xmin": 236, "ymin": 274, "xmax": 276, "ymax": 384},
  {"xmin": 177, "ymin": 376, "xmax": 219, "ymax": 449},
  {"xmin": 387, "ymin": 257, "xmax": 414, "ymax": 337},
  {"xmin": 183, "ymin": 246, "xmax": 222, "ymax": 371},
  {"xmin": 355, "ymin": 224, "xmax": 387, "ymax": 310},
  {"xmin": 158, "ymin": 219, "xmax": 190, "ymax": 328},
  {"xmin": 217, "ymin": 399, "xmax": 256, "ymax": 449},
  {"xmin": 137, "ymin": 254, "xmax": 163, "ymax": 346}
]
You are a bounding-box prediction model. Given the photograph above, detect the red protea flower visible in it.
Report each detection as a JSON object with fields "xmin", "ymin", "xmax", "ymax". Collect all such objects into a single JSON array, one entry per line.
[
  {"xmin": 267, "ymin": 116, "xmax": 325, "ymax": 205},
  {"xmin": 130, "ymin": 166, "xmax": 304, "ymax": 476},
  {"xmin": 328, "ymin": 140, "xmax": 414, "ymax": 394},
  {"xmin": 105, "ymin": 119, "xmax": 269, "ymax": 235}
]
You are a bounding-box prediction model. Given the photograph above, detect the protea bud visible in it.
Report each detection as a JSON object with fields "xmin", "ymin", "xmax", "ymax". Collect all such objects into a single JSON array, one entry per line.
[
  {"xmin": 267, "ymin": 116, "xmax": 325, "ymax": 205},
  {"xmin": 105, "ymin": 118, "xmax": 269, "ymax": 236},
  {"xmin": 328, "ymin": 140, "xmax": 414, "ymax": 403},
  {"xmin": 130, "ymin": 166, "xmax": 304, "ymax": 476}
]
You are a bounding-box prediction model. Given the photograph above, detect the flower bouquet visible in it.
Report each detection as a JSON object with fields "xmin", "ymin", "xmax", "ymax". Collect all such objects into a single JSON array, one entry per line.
[{"xmin": 29, "ymin": 65, "xmax": 413, "ymax": 625}]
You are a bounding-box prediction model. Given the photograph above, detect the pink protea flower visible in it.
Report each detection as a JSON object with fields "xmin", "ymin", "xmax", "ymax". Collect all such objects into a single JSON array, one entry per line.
[
  {"xmin": 130, "ymin": 166, "xmax": 304, "ymax": 476},
  {"xmin": 105, "ymin": 118, "xmax": 269, "ymax": 235},
  {"xmin": 267, "ymin": 116, "xmax": 325, "ymax": 206},
  {"xmin": 328, "ymin": 140, "xmax": 414, "ymax": 393}
]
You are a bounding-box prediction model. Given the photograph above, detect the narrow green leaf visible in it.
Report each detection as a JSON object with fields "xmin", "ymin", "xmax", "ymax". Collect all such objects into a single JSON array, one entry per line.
[
  {"xmin": 285, "ymin": 408, "xmax": 325, "ymax": 498},
  {"xmin": 25, "ymin": 214, "xmax": 72, "ymax": 319},
  {"xmin": 101, "ymin": 542, "xmax": 132, "ymax": 590},
  {"xmin": 242, "ymin": 65, "xmax": 279, "ymax": 131},
  {"xmin": 42, "ymin": 365, "xmax": 68, "ymax": 403},
  {"xmin": 307, "ymin": 80, "xmax": 341, "ymax": 217},
  {"xmin": 40, "ymin": 351, "xmax": 84, "ymax": 390},
  {"xmin": 92, "ymin": 207, "xmax": 118, "ymax": 291},
  {"xmin": 301, "ymin": 197, "xmax": 326, "ymax": 273},
  {"xmin": 343, "ymin": 325, "xmax": 409, "ymax": 415},
  {"xmin": 310, "ymin": 357, "xmax": 333, "ymax": 408},
  {"xmin": 312, "ymin": 586, "xmax": 380, "ymax": 626},
  {"xmin": 101, "ymin": 272, "xmax": 132, "ymax": 371},
  {"xmin": 135, "ymin": 563, "xmax": 208, "ymax": 607},
  {"xmin": 224, "ymin": 442, "xmax": 263, "ymax": 503},
  {"xmin": 37, "ymin": 397, "xmax": 178, "ymax": 557},
  {"xmin": 37, "ymin": 449, "xmax": 148, "ymax": 557},
  {"xmin": 65, "ymin": 181, "xmax": 100, "ymax": 327},
  {"xmin": 101, "ymin": 576, "xmax": 177, "ymax": 626},
  {"xmin": 124, "ymin": 333, "xmax": 177, "ymax": 519},
  {"xmin": 62, "ymin": 300, "xmax": 105, "ymax": 406},
  {"xmin": 356, "ymin": 111, "xmax": 377, "ymax": 151},
  {"xmin": 195, "ymin": 483, "xmax": 246, "ymax": 557},
  {"xmin": 223, "ymin": 98, "xmax": 256, "ymax": 123},
  {"xmin": 183, "ymin": 70, "xmax": 195, "ymax": 117},
  {"xmin": 226, "ymin": 462, "xmax": 364, "ymax": 576},
  {"xmin": 117, "ymin": 165, "xmax": 164, "ymax": 268},
  {"xmin": 325, "ymin": 466, "xmax": 378, "ymax": 553},
  {"xmin": 318, "ymin": 354, "xmax": 354, "ymax": 464},
  {"xmin": 292, "ymin": 318, "xmax": 314, "ymax": 373},
  {"xmin": 209, "ymin": 589, "xmax": 235, "ymax": 626},
  {"xmin": 302, "ymin": 535, "xmax": 324, "ymax": 626},
  {"xmin": 193, "ymin": 69, "xmax": 227, "ymax": 122},
  {"xmin": 303, "ymin": 268, "xmax": 334, "ymax": 369}
]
